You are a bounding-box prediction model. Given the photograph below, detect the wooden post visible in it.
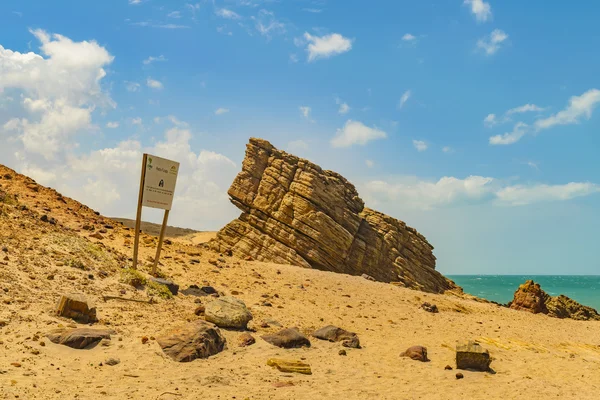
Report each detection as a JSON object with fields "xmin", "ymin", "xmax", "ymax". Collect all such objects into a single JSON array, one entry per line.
[
  {"xmin": 132, "ymin": 153, "xmax": 147, "ymax": 270},
  {"xmin": 152, "ymin": 209, "xmax": 170, "ymax": 276}
]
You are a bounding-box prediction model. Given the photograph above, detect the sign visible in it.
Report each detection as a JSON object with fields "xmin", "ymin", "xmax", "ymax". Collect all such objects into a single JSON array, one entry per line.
[
  {"xmin": 132, "ymin": 153, "xmax": 180, "ymax": 273},
  {"xmin": 141, "ymin": 155, "xmax": 179, "ymax": 210}
]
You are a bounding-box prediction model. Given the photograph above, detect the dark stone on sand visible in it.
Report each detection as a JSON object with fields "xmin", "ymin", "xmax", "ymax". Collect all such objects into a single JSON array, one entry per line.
[{"xmin": 262, "ymin": 327, "xmax": 311, "ymax": 349}]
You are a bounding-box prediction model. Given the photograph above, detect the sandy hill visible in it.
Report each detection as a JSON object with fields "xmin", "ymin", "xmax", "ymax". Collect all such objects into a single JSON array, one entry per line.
[{"xmin": 1, "ymin": 163, "xmax": 600, "ymax": 400}]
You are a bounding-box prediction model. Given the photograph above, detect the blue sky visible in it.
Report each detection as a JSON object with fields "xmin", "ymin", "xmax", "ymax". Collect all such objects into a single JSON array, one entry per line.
[{"xmin": 1, "ymin": 0, "xmax": 599, "ymax": 275}]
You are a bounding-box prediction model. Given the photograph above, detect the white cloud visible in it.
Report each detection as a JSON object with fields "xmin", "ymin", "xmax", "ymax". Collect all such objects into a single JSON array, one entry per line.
[
  {"xmin": 464, "ymin": 0, "xmax": 492, "ymax": 23},
  {"xmin": 289, "ymin": 53, "xmax": 299, "ymax": 63},
  {"xmin": 442, "ymin": 146, "xmax": 454, "ymax": 153},
  {"xmin": 106, "ymin": 121, "xmax": 119, "ymax": 128},
  {"xmin": 302, "ymin": 8, "xmax": 322, "ymax": 13},
  {"xmin": 129, "ymin": 0, "xmax": 143, "ymax": 5},
  {"xmin": 254, "ymin": 9, "xmax": 285, "ymax": 38},
  {"xmin": 489, "ymin": 122, "xmax": 528, "ymax": 145},
  {"xmin": 364, "ymin": 175, "xmax": 600, "ymax": 210},
  {"xmin": 216, "ymin": 8, "xmax": 241, "ymax": 20},
  {"xmin": 215, "ymin": 108, "xmax": 229, "ymax": 115},
  {"xmin": 125, "ymin": 81, "xmax": 141, "ymax": 92},
  {"xmin": 130, "ymin": 117, "xmax": 142, "ymax": 126},
  {"xmin": 402, "ymin": 33, "xmax": 416, "ymax": 42},
  {"xmin": 534, "ymin": 89, "xmax": 600, "ymax": 131},
  {"xmin": 130, "ymin": 21, "xmax": 190, "ymax": 29},
  {"xmin": 477, "ymin": 29, "xmax": 508, "ymax": 55},
  {"xmin": 167, "ymin": 11, "xmax": 181, "ymax": 18},
  {"xmin": 299, "ymin": 106, "xmax": 311, "ymax": 118},
  {"xmin": 506, "ymin": 104, "xmax": 545, "ymax": 115},
  {"xmin": 496, "ymin": 183, "xmax": 600, "ymax": 206},
  {"xmin": 483, "ymin": 113, "xmax": 497, "ymax": 127},
  {"xmin": 146, "ymin": 78, "xmax": 163, "ymax": 89},
  {"xmin": 143, "ymin": 55, "xmax": 167, "ymax": 65},
  {"xmin": 303, "ymin": 32, "xmax": 352, "ymax": 62},
  {"xmin": 413, "ymin": 140, "xmax": 428, "ymax": 152},
  {"xmin": 330, "ymin": 120, "xmax": 387, "ymax": 148},
  {"xmin": 398, "ymin": 90, "xmax": 411, "ymax": 109},
  {"xmin": 526, "ymin": 161, "xmax": 540, "ymax": 171},
  {"xmin": 0, "ymin": 29, "xmax": 114, "ymax": 159},
  {"xmin": 365, "ymin": 159, "xmax": 374, "ymax": 168},
  {"xmin": 335, "ymin": 98, "xmax": 350, "ymax": 114}
]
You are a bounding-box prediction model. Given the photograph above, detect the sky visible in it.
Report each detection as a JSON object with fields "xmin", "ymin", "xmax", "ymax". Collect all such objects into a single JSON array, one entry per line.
[{"xmin": 1, "ymin": 0, "xmax": 599, "ymax": 275}]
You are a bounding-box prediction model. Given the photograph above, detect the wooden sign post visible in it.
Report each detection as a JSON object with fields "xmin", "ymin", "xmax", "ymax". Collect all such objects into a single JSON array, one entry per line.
[{"xmin": 132, "ymin": 153, "xmax": 180, "ymax": 275}]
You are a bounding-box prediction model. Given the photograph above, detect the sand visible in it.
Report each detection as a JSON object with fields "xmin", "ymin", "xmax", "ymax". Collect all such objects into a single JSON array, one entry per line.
[{"xmin": 1, "ymin": 165, "xmax": 600, "ymax": 400}]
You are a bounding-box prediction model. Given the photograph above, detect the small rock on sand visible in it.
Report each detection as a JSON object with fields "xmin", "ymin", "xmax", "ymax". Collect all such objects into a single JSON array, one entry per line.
[
  {"xmin": 456, "ymin": 341, "xmax": 491, "ymax": 371},
  {"xmin": 238, "ymin": 332, "xmax": 256, "ymax": 347},
  {"xmin": 205, "ymin": 296, "xmax": 253, "ymax": 330},
  {"xmin": 312, "ymin": 325, "xmax": 360, "ymax": 349},
  {"xmin": 262, "ymin": 327, "xmax": 311, "ymax": 349},
  {"xmin": 55, "ymin": 294, "xmax": 97, "ymax": 323},
  {"xmin": 267, "ymin": 358, "xmax": 312, "ymax": 375},
  {"xmin": 47, "ymin": 328, "xmax": 115, "ymax": 349},
  {"xmin": 400, "ymin": 346, "xmax": 429, "ymax": 362},
  {"xmin": 157, "ymin": 320, "xmax": 226, "ymax": 362}
]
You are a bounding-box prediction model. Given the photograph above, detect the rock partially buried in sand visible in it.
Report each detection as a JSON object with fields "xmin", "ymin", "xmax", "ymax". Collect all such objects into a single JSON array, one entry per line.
[
  {"xmin": 456, "ymin": 341, "xmax": 491, "ymax": 371},
  {"xmin": 312, "ymin": 325, "xmax": 361, "ymax": 349},
  {"xmin": 262, "ymin": 327, "xmax": 311, "ymax": 348},
  {"xmin": 267, "ymin": 358, "xmax": 312, "ymax": 375},
  {"xmin": 55, "ymin": 294, "xmax": 97, "ymax": 323},
  {"xmin": 420, "ymin": 302, "xmax": 439, "ymax": 313},
  {"xmin": 157, "ymin": 320, "xmax": 226, "ymax": 362},
  {"xmin": 47, "ymin": 328, "xmax": 115, "ymax": 349},
  {"xmin": 400, "ymin": 346, "xmax": 429, "ymax": 362},
  {"xmin": 149, "ymin": 277, "xmax": 179, "ymax": 296},
  {"xmin": 238, "ymin": 332, "xmax": 256, "ymax": 347},
  {"xmin": 204, "ymin": 296, "xmax": 253, "ymax": 329}
]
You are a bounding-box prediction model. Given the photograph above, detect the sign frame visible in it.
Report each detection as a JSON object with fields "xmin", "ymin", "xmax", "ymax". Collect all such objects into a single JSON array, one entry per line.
[{"xmin": 132, "ymin": 153, "xmax": 179, "ymax": 275}]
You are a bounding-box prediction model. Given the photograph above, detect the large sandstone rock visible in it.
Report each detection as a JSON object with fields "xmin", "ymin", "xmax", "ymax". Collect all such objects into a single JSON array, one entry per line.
[
  {"xmin": 157, "ymin": 320, "xmax": 226, "ymax": 362},
  {"xmin": 209, "ymin": 138, "xmax": 457, "ymax": 294},
  {"xmin": 262, "ymin": 327, "xmax": 311, "ymax": 348},
  {"xmin": 204, "ymin": 296, "xmax": 253, "ymax": 329},
  {"xmin": 509, "ymin": 280, "xmax": 600, "ymax": 321}
]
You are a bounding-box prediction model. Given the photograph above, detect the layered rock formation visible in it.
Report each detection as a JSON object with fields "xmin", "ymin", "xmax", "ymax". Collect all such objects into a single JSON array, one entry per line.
[
  {"xmin": 210, "ymin": 138, "xmax": 458, "ymax": 293},
  {"xmin": 509, "ymin": 280, "xmax": 600, "ymax": 321}
]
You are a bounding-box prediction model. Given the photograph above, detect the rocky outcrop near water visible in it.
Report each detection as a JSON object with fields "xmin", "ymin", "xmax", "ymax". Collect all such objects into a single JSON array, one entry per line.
[
  {"xmin": 209, "ymin": 138, "xmax": 458, "ymax": 294},
  {"xmin": 509, "ymin": 280, "xmax": 600, "ymax": 321}
]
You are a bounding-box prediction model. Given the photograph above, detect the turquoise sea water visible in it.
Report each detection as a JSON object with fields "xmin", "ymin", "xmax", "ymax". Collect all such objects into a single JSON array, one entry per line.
[{"xmin": 447, "ymin": 275, "xmax": 600, "ymax": 311}]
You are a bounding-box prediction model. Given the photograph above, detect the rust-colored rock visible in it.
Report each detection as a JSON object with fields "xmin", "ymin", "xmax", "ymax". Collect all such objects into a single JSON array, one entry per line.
[
  {"xmin": 400, "ymin": 345, "xmax": 429, "ymax": 362},
  {"xmin": 509, "ymin": 280, "xmax": 600, "ymax": 321},
  {"xmin": 156, "ymin": 320, "xmax": 226, "ymax": 362},
  {"xmin": 55, "ymin": 294, "xmax": 97, "ymax": 323},
  {"xmin": 209, "ymin": 138, "xmax": 457, "ymax": 294},
  {"xmin": 312, "ymin": 325, "xmax": 360, "ymax": 348}
]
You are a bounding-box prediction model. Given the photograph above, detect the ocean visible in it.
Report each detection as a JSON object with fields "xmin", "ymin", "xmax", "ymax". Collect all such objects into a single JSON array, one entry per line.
[{"xmin": 447, "ymin": 275, "xmax": 600, "ymax": 311}]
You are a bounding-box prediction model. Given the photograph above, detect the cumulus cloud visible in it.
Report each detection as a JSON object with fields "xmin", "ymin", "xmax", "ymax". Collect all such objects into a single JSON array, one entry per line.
[
  {"xmin": 442, "ymin": 146, "xmax": 454, "ymax": 153},
  {"xmin": 125, "ymin": 81, "xmax": 141, "ymax": 92},
  {"xmin": 398, "ymin": 90, "xmax": 411, "ymax": 109},
  {"xmin": 402, "ymin": 33, "xmax": 416, "ymax": 42},
  {"xmin": 0, "ymin": 29, "xmax": 114, "ymax": 159},
  {"xmin": 330, "ymin": 120, "xmax": 387, "ymax": 148},
  {"xmin": 335, "ymin": 98, "xmax": 350, "ymax": 114},
  {"xmin": 215, "ymin": 108, "xmax": 229, "ymax": 115},
  {"xmin": 534, "ymin": 89, "xmax": 600, "ymax": 131},
  {"xmin": 363, "ymin": 176, "xmax": 600, "ymax": 210},
  {"xmin": 464, "ymin": 0, "xmax": 492, "ymax": 23},
  {"xmin": 146, "ymin": 78, "xmax": 163, "ymax": 89},
  {"xmin": 483, "ymin": 113, "xmax": 498, "ymax": 127},
  {"xmin": 477, "ymin": 29, "xmax": 508, "ymax": 55},
  {"xmin": 303, "ymin": 32, "xmax": 352, "ymax": 62},
  {"xmin": 489, "ymin": 122, "xmax": 528, "ymax": 145},
  {"xmin": 106, "ymin": 121, "xmax": 119, "ymax": 128},
  {"xmin": 365, "ymin": 159, "xmax": 374, "ymax": 168}
]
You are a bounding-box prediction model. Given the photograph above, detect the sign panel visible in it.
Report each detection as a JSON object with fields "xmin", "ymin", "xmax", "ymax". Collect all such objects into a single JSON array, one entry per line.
[{"xmin": 141, "ymin": 154, "xmax": 179, "ymax": 210}]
